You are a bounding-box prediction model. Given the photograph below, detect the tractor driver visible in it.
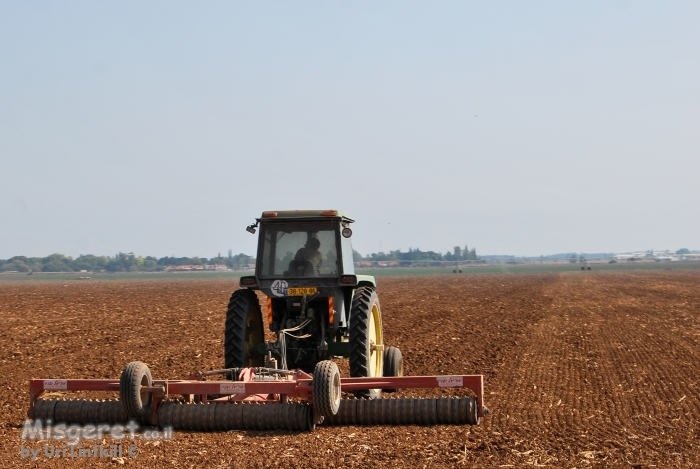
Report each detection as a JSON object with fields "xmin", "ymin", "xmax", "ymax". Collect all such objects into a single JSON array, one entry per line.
[{"xmin": 294, "ymin": 237, "xmax": 322, "ymax": 275}]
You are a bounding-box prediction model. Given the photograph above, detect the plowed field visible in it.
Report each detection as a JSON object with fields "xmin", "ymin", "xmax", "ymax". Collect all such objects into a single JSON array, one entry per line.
[{"xmin": 1, "ymin": 271, "xmax": 699, "ymax": 468}]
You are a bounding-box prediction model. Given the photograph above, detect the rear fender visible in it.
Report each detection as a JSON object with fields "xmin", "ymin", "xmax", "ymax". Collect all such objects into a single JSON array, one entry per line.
[{"xmin": 355, "ymin": 275, "xmax": 376, "ymax": 288}]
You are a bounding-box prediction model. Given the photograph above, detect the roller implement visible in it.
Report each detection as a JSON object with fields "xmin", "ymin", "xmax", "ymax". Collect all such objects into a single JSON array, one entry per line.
[{"xmin": 28, "ymin": 210, "xmax": 488, "ymax": 431}]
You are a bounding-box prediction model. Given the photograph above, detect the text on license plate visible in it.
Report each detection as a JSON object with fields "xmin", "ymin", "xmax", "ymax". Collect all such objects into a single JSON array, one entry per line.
[{"xmin": 286, "ymin": 287, "xmax": 318, "ymax": 296}]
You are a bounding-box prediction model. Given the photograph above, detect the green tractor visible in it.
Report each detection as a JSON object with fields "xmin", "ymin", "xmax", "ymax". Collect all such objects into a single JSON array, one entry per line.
[{"xmin": 225, "ymin": 210, "xmax": 403, "ymax": 398}]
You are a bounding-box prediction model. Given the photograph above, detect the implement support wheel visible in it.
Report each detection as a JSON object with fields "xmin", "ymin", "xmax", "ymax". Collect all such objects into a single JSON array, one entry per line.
[
  {"xmin": 312, "ymin": 360, "xmax": 341, "ymax": 419},
  {"xmin": 225, "ymin": 289, "xmax": 265, "ymax": 368},
  {"xmin": 349, "ymin": 286, "xmax": 384, "ymax": 399},
  {"xmin": 382, "ymin": 346, "xmax": 404, "ymax": 393},
  {"xmin": 119, "ymin": 361, "xmax": 153, "ymax": 424}
]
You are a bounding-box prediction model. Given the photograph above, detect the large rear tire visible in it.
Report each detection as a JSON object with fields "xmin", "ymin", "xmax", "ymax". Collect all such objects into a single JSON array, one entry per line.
[
  {"xmin": 224, "ymin": 289, "xmax": 265, "ymax": 369},
  {"xmin": 349, "ymin": 286, "xmax": 384, "ymax": 399}
]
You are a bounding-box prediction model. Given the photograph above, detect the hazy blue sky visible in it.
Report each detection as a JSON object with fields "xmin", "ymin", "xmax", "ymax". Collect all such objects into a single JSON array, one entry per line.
[{"xmin": 1, "ymin": 1, "xmax": 698, "ymax": 258}]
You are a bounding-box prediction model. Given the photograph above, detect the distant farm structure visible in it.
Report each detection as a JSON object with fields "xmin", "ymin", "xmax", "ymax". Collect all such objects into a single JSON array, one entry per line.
[{"xmin": 165, "ymin": 264, "xmax": 229, "ymax": 272}]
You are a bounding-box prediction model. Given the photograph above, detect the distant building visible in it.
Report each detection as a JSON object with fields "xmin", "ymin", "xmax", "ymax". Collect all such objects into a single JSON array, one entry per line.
[
  {"xmin": 654, "ymin": 256, "xmax": 679, "ymax": 262},
  {"xmin": 614, "ymin": 250, "xmax": 680, "ymax": 262},
  {"xmin": 166, "ymin": 264, "xmax": 228, "ymax": 272}
]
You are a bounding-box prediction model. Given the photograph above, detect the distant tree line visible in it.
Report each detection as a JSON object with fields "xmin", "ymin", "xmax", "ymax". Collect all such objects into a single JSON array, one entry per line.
[
  {"xmin": 353, "ymin": 245, "xmax": 477, "ymax": 262},
  {"xmin": 0, "ymin": 252, "xmax": 254, "ymax": 273},
  {"xmin": 1, "ymin": 245, "xmax": 478, "ymax": 273}
]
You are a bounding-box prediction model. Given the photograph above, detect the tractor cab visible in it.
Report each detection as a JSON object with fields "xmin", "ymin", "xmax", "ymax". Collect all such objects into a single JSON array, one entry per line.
[
  {"xmin": 240, "ymin": 210, "xmax": 374, "ymax": 299},
  {"xmin": 262, "ymin": 222, "xmax": 336, "ymax": 278}
]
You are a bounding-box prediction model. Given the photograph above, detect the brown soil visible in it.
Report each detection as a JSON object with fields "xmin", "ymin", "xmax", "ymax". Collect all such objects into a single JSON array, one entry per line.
[{"xmin": 1, "ymin": 271, "xmax": 699, "ymax": 468}]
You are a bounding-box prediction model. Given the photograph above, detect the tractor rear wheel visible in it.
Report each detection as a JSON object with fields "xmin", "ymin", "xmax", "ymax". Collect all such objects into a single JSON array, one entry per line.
[
  {"xmin": 349, "ymin": 286, "xmax": 384, "ymax": 399},
  {"xmin": 382, "ymin": 346, "xmax": 404, "ymax": 393},
  {"xmin": 224, "ymin": 289, "xmax": 265, "ymax": 369}
]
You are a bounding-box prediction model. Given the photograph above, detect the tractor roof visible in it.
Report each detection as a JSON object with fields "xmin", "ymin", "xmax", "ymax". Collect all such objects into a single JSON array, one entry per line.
[{"xmin": 258, "ymin": 210, "xmax": 354, "ymax": 223}]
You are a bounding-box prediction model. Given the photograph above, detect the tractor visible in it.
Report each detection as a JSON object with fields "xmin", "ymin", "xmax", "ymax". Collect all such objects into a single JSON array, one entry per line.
[
  {"xmin": 27, "ymin": 210, "xmax": 488, "ymax": 431},
  {"xmin": 226, "ymin": 209, "xmax": 402, "ymax": 398}
]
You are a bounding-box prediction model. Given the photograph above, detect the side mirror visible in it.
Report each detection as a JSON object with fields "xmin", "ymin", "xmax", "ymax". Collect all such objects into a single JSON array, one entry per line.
[{"xmin": 246, "ymin": 224, "xmax": 257, "ymax": 234}]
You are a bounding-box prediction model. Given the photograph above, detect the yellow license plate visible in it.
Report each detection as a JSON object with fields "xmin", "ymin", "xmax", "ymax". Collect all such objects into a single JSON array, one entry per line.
[{"xmin": 286, "ymin": 287, "xmax": 318, "ymax": 296}]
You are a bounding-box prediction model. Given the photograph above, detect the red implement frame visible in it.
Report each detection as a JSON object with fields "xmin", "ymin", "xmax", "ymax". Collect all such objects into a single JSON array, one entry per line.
[{"xmin": 29, "ymin": 371, "xmax": 485, "ymax": 419}]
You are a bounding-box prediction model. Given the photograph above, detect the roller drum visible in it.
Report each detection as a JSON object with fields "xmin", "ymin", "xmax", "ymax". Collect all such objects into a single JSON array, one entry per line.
[
  {"xmin": 173, "ymin": 403, "xmax": 189, "ymax": 431},
  {"xmin": 259, "ymin": 404, "xmax": 277, "ymax": 431},
  {"xmin": 193, "ymin": 403, "xmax": 211, "ymax": 431},
  {"xmin": 367, "ymin": 399, "xmax": 388, "ymax": 425},
  {"xmin": 156, "ymin": 401, "xmax": 312, "ymax": 432},
  {"xmin": 464, "ymin": 397, "xmax": 478, "ymax": 425},
  {"xmin": 53, "ymin": 399, "xmax": 70, "ymax": 424},
  {"xmin": 436, "ymin": 396, "xmax": 477, "ymax": 425},
  {"xmin": 31, "ymin": 399, "xmax": 129, "ymax": 425},
  {"xmin": 32, "ymin": 399, "xmax": 58, "ymax": 424},
  {"xmin": 324, "ymin": 398, "xmax": 356, "ymax": 426},
  {"xmin": 243, "ymin": 402, "xmax": 259, "ymax": 430},
  {"xmin": 277, "ymin": 401, "xmax": 294, "ymax": 430},
  {"xmin": 182, "ymin": 403, "xmax": 199, "ymax": 431},
  {"xmin": 286, "ymin": 403, "xmax": 305, "ymax": 431},
  {"xmin": 205, "ymin": 403, "xmax": 218, "ymax": 431},
  {"xmin": 181, "ymin": 402, "xmax": 195, "ymax": 429},
  {"xmin": 436, "ymin": 397, "xmax": 456, "ymax": 425},
  {"xmin": 113, "ymin": 400, "xmax": 130, "ymax": 424},
  {"xmin": 355, "ymin": 399, "xmax": 369, "ymax": 425},
  {"xmin": 100, "ymin": 399, "xmax": 127, "ymax": 424},
  {"xmin": 167, "ymin": 402, "xmax": 184, "ymax": 430},
  {"xmin": 186, "ymin": 403, "xmax": 202, "ymax": 431},
  {"xmin": 246, "ymin": 403, "xmax": 267, "ymax": 431},
  {"xmin": 412, "ymin": 398, "xmax": 436, "ymax": 425},
  {"xmin": 66, "ymin": 399, "xmax": 86, "ymax": 425},
  {"xmin": 31, "ymin": 396, "xmax": 477, "ymax": 430},
  {"xmin": 85, "ymin": 400, "xmax": 100, "ymax": 425},
  {"xmin": 322, "ymin": 397, "xmax": 478, "ymax": 426},
  {"xmin": 156, "ymin": 401, "xmax": 175, "ymax": 429},
  {"xmin": 262, "ymin": 404, "xmax": 279, "ymax": 431},
  {"xmin": 355, "ymin": 399, "xmax": 376, "ymax": 425},
  {"xmin": 396, "ymin": 398, "xmax": 415, "ymax": 425},
  {"xmin": 208, "ymin": 403, "xmax": 221, "ymax": 431},
  {"xmin": 95, "ymin": 400, "xmax": 109, "ymax": 424},
  {"xmin": 298, "ymin": 403, "xmax": 315, "ymax": 432},
  {"xmin": 170, "ymin": 401, "xmax": 186, "ymax": 430},
  {"xmin": 222, "ymin": 402, "xmax": 243, "ymax": 430}
]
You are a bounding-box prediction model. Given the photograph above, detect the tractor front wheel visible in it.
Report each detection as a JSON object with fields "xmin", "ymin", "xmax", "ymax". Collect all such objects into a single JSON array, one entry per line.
[
  {"xmin": 224, "ymin": 289, "xmax": 265, "ymax": 369},
  {"xmin": 349, "ymin": 286, "xmax": 384, "ymax": 399}
]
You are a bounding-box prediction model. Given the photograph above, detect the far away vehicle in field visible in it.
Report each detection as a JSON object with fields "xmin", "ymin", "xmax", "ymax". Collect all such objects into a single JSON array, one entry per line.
[{"xmin": 27, "ymin": 210, "xmax": 487, "ymax": 431}]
